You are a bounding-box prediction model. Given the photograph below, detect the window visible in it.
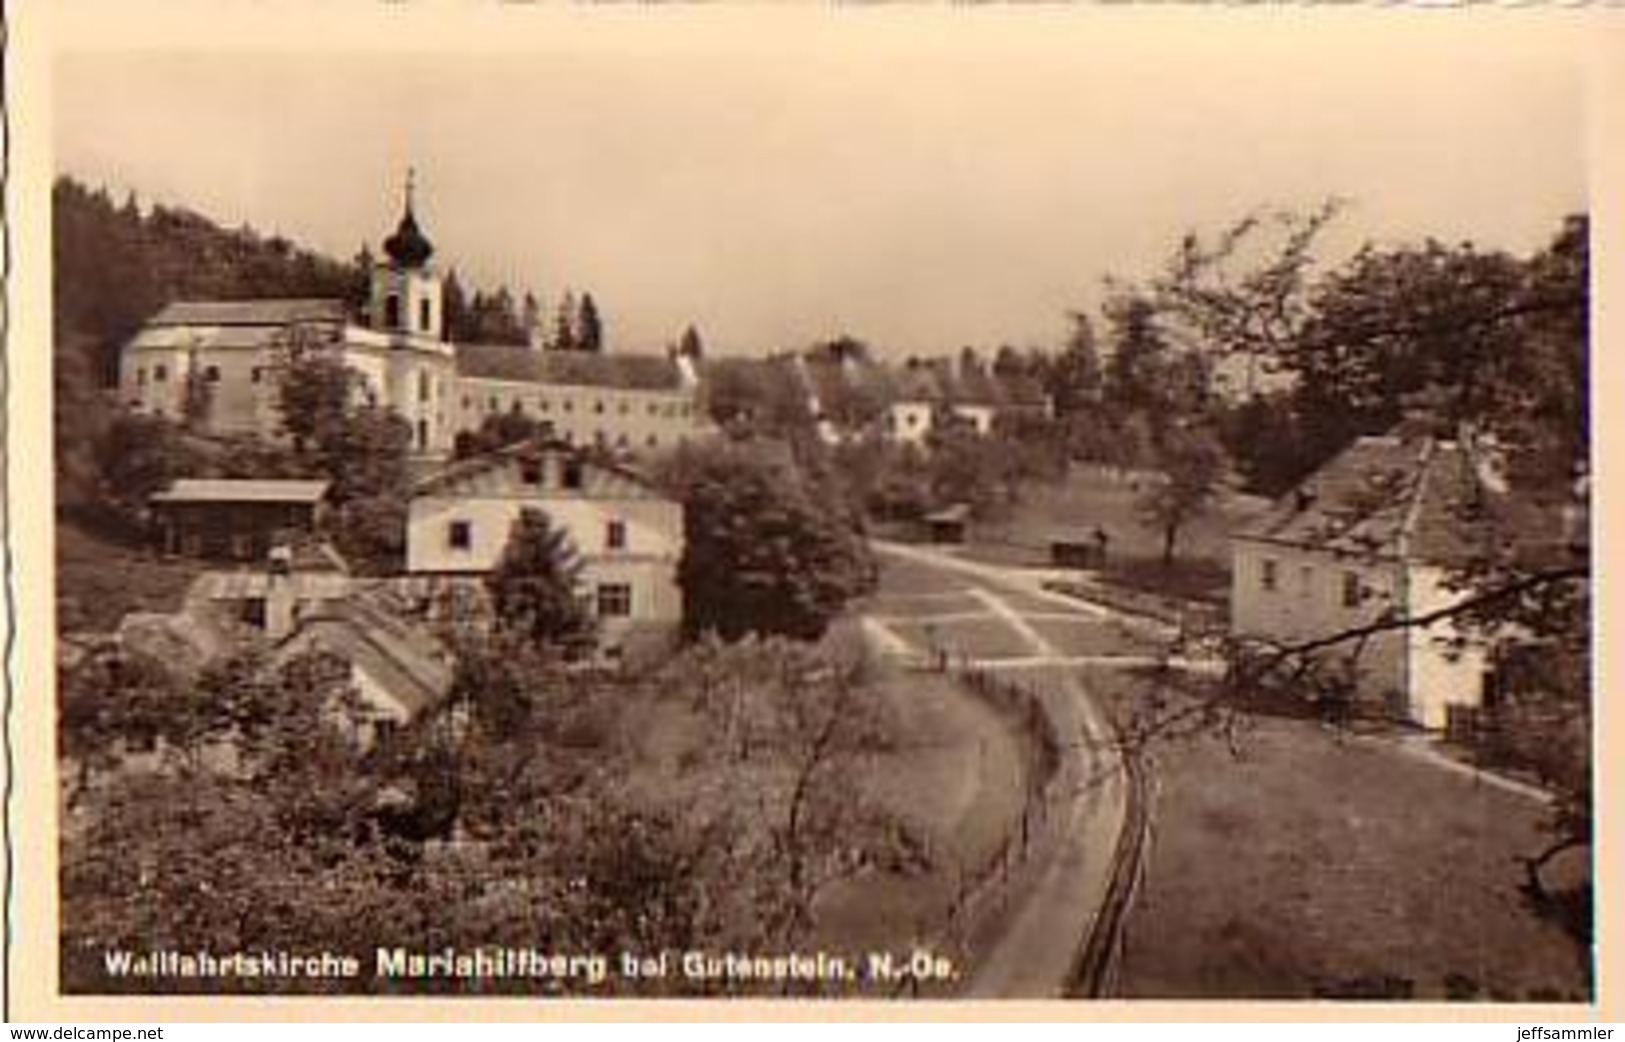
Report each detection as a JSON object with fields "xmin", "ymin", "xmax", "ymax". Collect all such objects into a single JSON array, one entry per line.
[
  {"xmin": 419, "ymin": 298, "xmax": 432, "ymax": 333},
  {"xmin": 447, "ymin": 520, "xmax": 472, "ymax": 550},
  {"xmin": 562, "ymin": 459, "xmax": 584, "ymax": 490},
  {"xmin": 251, "ymin": 366, "xmax": 263, "ymax": 384},
  {"xmin": 384, "ymin": 294, "xmax": 401, "ymax": 329},
  {"xmin": 563, "ymin": 399, "xmax": 574, "ymax": 414},
  {"xmin": 1298, "ymin": 565, "xmax": 1313, "ymax": 597},
  {"xmin": 647, "ymin": 403, "xmax": 659, "ymax": 417},
  {"xmin": 136, "ymin": 367, "xmax": 147, "ymax": 386},
  {"xmin": 1342, "ymin": 571, "xmax": 1362, "ymax": 608},
  {"xmin": 419, "ymin": 371, "xmax": 431, "ymax": 403},
  {"xmin": 538, "ymin": 397, "xmax": 551, "ymax": 413},
  {"xmin": 204, "ymin": 365, "xmax": 221, "ymax": 383},
  {"xmin": 646, "ymin": 434, "xmax": 659, "ymax": 448},
  {"xmin": 489, "ymin": 396, "xmax": 499, "ymax": 412},
  {"xmin": 520, "ymin": 458, "xmax": 542, "ymax": 485},
  {"xmin": 153, "ymin": 364, "xmax": 168, "ymax": 382},
  {"xmin": 619, "ymin": 401, "xmax": 630, "ymax": 415},
  {"xmin": 596, "ymin": 583, "xmax": 632, "ymax": 618},
  {"xmin": 461, "ymin": 395, "xmax": 472, "ymax": 410},
  {"xmin": 416, "ymin": 419, "xmax": 429, "ymax": 450},
  {"xmin": 606, "ymin": 520, "xmax": 627, "ymax": 551},
  {"xmin": 1260, "ymin": 558, "xmax": 1278, "ymax": 592},
  {"xmin": 595, "ymin": 400, "xmax": 606, "ymax": 415}
]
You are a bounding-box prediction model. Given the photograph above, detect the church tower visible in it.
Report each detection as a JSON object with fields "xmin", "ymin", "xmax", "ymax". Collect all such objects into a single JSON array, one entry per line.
[
  {"xmin": 367, "ymin": 170, "xmax": 456, "ymax": 457},
  {"xmin": 369, "ymin": 169, "xmax": 443, "ymax": 341}
]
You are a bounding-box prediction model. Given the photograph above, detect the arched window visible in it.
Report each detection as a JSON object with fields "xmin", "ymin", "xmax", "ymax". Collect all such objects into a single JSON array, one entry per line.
[{"xmin": 384, "ymin": 294, "xmax": 402, "ymax": 329}]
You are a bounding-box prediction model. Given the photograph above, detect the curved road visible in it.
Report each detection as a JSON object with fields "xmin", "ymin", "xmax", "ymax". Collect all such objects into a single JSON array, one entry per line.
[{"xmin": 864, "ymin": 540, "xmax": 1132, "ymax": 998}]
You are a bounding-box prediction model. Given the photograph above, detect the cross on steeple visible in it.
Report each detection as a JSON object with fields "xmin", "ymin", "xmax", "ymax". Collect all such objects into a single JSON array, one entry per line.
[{"xmin": 404, "ymin": 166, "xmax": 416, "ymax": 215}]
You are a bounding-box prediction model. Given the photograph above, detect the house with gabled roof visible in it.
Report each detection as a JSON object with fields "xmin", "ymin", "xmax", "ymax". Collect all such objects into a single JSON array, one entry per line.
[
  {"xmin": 406, "ymin": 440, "xmax": 683, "ymax": 660},
  {"xmin": 1229, "ymin": 424, "xmax": 1528, "ymax": 729}
]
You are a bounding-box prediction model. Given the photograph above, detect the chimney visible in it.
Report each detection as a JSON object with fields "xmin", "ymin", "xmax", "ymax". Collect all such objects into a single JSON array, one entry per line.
[{"xmin": 264, "ymin": 545, "xmax": 297, "ymax": 641}]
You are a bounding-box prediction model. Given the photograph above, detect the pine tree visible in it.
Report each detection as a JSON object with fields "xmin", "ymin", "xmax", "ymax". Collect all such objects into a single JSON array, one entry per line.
[
  {"xmin": 577, "ymin": 293, "xmax": 604, "ymax": 354},
  {"xmin": 487, "ymin": 505, "xmax": 597, "ymax": 652},
  {"xmin": 442, "ymin": 268, "xmax": 469, "ymax": 342},
  {"xmin": 677, "ymin": 324, "xmax": 705, "ymax": 361},
  {"xmin": 552, "ymin": 290, "xmax": 578, "ymax": 352}
]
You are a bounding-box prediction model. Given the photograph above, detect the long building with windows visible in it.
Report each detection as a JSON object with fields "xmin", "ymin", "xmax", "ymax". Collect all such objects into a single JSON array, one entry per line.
[{"xmin": 116, "ymin": 185, "xmax": 709, "ymax": 459}]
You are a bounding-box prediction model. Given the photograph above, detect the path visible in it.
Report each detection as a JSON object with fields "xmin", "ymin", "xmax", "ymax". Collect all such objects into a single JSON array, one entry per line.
[{"xmin": 862, "ymin": 541, "xmax": 1133, "ymax": 997}]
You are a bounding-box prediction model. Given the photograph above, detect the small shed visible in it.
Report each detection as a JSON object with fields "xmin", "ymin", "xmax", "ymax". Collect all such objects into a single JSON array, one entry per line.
[
  {"xmin": 922, "ymin": 503, "xmax": 971, "ymax": 545},
  {"xmin": 1050, "ymin": 526, "xmax": 1110, "ymax": 569},
  {"xmin": 150, "ymin": 478, "xmax": 330, "ymax": 561}
]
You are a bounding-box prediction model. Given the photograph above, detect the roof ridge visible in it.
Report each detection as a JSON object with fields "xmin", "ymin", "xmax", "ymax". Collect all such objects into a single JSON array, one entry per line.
[{"xmin": 1393, "ymin": 437, "xmax": 1438, "ymax": 558}]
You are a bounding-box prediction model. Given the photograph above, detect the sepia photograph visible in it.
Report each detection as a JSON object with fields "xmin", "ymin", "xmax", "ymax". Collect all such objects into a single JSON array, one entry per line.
[{"xmin": 20, "ymin": 4, "xmax": 1600, "ymax": 1012}]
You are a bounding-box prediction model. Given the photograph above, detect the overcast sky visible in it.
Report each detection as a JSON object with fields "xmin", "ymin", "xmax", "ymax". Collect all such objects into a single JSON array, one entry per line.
[{"xmin": 53, "ymin": 11, "xmax": 1588, "ymax": 358}]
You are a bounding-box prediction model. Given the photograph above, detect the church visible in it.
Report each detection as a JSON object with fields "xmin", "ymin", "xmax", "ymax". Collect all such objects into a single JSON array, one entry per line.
[{"xmin": 116, "ymin": 180, "xmax": 707, "ymax": 459}]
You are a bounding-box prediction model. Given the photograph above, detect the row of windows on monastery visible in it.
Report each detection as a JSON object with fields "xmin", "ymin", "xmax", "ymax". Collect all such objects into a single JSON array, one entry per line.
[{"xmin": 462, "ymin": 389, "xmax": 695, "ymax": 421}]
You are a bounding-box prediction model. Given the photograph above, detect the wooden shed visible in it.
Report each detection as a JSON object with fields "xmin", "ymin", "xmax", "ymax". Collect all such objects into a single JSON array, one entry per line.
[
  {"xmin": 150, "ymin": 478, "xmax": 330, "ymax": 561},
  {"xmin": 922, "ymin": 503, "xmax": 971, "ymax": 545}
]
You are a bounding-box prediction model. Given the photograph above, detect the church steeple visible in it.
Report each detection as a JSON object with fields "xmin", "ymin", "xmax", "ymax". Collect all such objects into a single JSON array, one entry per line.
[{"xmin": 383, "ymin": 167, "xmax": 434, "ymax": 270}]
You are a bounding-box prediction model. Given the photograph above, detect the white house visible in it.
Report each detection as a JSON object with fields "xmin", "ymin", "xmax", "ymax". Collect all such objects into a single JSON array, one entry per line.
[
  {"xmin": 406, "ymin": 442, "xmax": 684, "ymax": 660},
  {"xmin": 1230, "ymin": 427, "xmax": 1520, "ymax": 730}
]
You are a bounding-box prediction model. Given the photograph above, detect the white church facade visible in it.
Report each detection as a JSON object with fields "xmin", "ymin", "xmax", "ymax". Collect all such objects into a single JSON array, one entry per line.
[{"xmin": 117, "ymin": 183, "xmax": 707, "ymax": 458}]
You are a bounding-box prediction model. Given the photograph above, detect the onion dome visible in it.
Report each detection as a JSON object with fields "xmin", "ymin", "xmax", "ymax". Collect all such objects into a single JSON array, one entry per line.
[{"xmin": 383, "ymin": 169, "xmax": 434, "ymax": 269}]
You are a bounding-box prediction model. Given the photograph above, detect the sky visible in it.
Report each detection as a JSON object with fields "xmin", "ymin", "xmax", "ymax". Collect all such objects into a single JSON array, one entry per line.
[{"xmin": 52, "ymin": 10, "xmax": 1590, "ymax": 359}]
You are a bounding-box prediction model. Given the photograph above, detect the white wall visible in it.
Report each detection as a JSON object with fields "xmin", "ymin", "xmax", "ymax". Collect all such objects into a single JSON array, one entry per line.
[
  {"xmin": 120, "ymin": 341, "xmax": 190, "ymax": 420},
  {"xmin": 1404, "ymin": 564, "xmax": 1489, "ymax": 729},
  {"xmin": 454, "ymin": 376, "xmax": 702, "ymax": 455},
  {"xmin": 1230, "ymin": 539, "xmax": 1408, "ymax": 709},
  {"xmin": 954, "ymin": 404, "xmax": 996, "ymax": 436},
  {"xmin": 406, "ymin": 493, "xmax": 683, "ymax": 639},
  {"xmin": 888, "ymin": 401, "xmax": 934, "ymax": 445}
]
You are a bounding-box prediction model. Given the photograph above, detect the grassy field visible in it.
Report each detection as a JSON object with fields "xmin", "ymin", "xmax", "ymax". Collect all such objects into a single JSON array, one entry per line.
[
  {"xmin": 1084, "ymin": 668, "xmax": 1590, "ymax": 1001},
  {"xmin": 959, "ymin": 467, "xmax": 1269, "ymax": 601},
  {"xmin": 56, "ymin": 516, "xmax": 203, "ymax": 633},
  {"xmin": 618, "ymin": 659, "xmax": 1036, "ymax": 959}
]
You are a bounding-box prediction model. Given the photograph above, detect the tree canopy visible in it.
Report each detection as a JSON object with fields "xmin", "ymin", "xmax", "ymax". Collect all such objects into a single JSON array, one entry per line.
[{"xmin": 657, "ymin": 439, "xmax": 875, "ymax": 641}]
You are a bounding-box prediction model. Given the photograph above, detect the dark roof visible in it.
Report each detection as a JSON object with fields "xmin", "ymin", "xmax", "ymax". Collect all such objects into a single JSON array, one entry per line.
[
  {"xmin": 1233, "ymin": 433, "xmax": 1519, "ymax": 565},
  {"xmin": 383, "ymin": 204, "xmax": 434, "ymax": 269},
  {"xmin": 149, "ymin": 299, "xmax": 348, "ymax": 327},
  {"xmin": 456, "ymin": 344, "xmax": 684, "ymax": 392},
  {"xmin": 282, "ymin": 600, "xmax": 452, "ymax": 719}
]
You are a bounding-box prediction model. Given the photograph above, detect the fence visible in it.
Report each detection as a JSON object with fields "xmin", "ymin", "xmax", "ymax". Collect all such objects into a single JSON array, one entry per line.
[{"xmin": 886, "ymin": 653, "xmax": 1077, "ymax": 996}]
